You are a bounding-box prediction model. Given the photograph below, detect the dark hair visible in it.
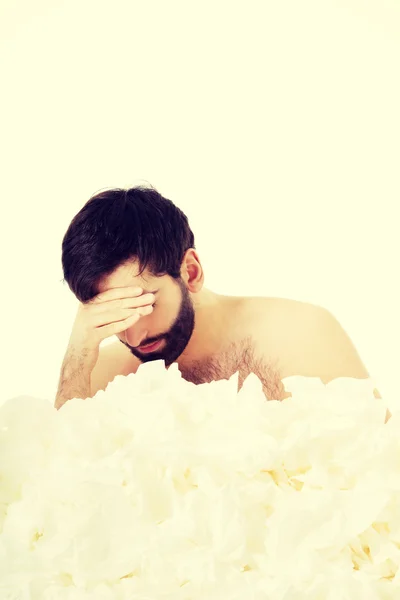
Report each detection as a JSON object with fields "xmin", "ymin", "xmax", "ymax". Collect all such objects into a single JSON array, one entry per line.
[{"xmin": 61, "ymin": 185, "xmax": 195, "ymax": 302}]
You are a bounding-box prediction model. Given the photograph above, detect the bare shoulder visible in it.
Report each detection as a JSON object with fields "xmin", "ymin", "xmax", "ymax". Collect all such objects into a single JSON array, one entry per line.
[
  {"xmin": 236, "ymin": 295, "xmax": 327, "ymax": 335},
  {"xmin": 236, "ymin": 295, "xmax": 329, "ymax": 372},
  {"xmin": 90, "ymin": 340, "xmax": 140, "ymax": 396},
  {"xmin": 239, "ymin": 295, "xmax": 379, "ymax": 391}
]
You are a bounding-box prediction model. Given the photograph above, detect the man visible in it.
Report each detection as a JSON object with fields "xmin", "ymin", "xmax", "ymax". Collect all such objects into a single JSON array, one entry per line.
[{"xmin": 55, "ymin": 185, "xmax": 391, "ymax": 424}]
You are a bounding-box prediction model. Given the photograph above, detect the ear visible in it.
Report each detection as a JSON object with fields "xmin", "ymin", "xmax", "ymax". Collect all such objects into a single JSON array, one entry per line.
[{"xmin": 180, "ymin": 249, "xmax": 204, "ymax": 293}]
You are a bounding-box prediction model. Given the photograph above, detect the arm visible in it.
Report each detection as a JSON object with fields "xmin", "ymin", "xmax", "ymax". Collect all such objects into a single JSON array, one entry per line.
[
  {"xmin": 54, "ymin": 286, "xmax": 154, "ymax": 410},
  {"xmin": 89, "ymin": 342, "xmax": 133, "ymax": 396},
  {"xmin": 55, "ymin": 341, "xmax": 138, "ymax": 410},
  {"xmin": 55, "ymin": 344, "xmax": 119, "ymax": 409},
  {"xmin": 294, "ymin": 307, "xmax": 392, "ymax": 423},
  {"xmin": 253, "ymin": 301, "xmax": 391, "ymax": 423},
  {"xmin": 54, "ymin": 349, "xmax": 93, "ymax": 410}
]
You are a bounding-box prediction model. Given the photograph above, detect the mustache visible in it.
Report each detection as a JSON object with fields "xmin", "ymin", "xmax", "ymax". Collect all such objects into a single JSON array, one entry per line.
[{"xmin": 121, "ymin": 337, "xmax": 165, "ymax": 351}]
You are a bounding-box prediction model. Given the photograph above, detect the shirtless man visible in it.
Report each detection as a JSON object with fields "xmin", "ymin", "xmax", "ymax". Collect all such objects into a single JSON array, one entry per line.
[{"xmin": 55, "ymin": 185, "xmax": 391, "ymax": 424}]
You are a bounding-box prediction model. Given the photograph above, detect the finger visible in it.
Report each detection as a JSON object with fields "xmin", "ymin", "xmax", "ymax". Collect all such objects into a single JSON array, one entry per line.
[
  {"xmin": 92, "ymin": 305, "xmax": 154, "ymax": 329},
  {"xmin": 89, "ymin": 293, "xmax": 156, "ymax": 317},
  {"xmin": 95, "ymin": 308, "xmax": 153, "ymax": 340},
  {"xmin": 90, "ymin": 286, "xmax": 144, "ymax": 304}
]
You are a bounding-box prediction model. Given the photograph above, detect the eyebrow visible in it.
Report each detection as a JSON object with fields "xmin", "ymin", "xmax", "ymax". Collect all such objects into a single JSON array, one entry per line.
[{"xmin": 142, "ymin": 288, "xmax": 158, "ymax": 295}]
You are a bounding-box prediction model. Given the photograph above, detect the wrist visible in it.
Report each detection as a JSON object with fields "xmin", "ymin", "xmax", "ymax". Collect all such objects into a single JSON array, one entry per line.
[{"xmin": 63, "ymin": 346, "xmax": 98, "ymax": 375}]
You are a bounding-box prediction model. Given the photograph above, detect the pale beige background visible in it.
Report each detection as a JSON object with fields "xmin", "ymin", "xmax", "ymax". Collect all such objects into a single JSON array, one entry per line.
[{"xmin": 1, "ymin": 0, "xmax": 399, "ymax": 407}]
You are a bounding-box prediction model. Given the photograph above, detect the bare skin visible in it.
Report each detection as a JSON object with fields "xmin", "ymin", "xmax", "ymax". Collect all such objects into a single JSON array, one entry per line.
[
  {"xmin": 58, "ymin": 248, "xmax": 390, "ymax": 423},
  {"xmin": 91, "ymin": 293, "xmax": 289, "ymax": 400},
  {"xmin": 90, "ymin": 289, "xmax": 391, "ymax": 423}
]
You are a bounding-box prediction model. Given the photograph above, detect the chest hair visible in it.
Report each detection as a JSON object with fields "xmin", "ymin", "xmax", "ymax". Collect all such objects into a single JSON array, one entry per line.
[{"xmin": 178, "ymin": 336, "xmax": 286, "ymax": 401}]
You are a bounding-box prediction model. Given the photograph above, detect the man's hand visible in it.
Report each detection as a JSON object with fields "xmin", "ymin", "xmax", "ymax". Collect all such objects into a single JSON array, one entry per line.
[
  {"xmin": 55, "ymin": 286, "xmax": 155, "ymax": 409},
  {"xmin": 67, "ymin": 286, "xmax": 155, "ymax": 371}
]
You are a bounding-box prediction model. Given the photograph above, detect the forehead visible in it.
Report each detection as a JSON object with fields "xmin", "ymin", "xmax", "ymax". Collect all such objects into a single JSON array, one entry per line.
[{"xmin": 97, "ymin": 261, "xmax": 159, "ymax": 294}]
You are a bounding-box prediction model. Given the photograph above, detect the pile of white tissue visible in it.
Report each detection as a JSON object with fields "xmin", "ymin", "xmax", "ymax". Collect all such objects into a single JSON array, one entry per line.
[{"xmin": 0, "ymin": 360, "xmax": 398, "ymax": 599}]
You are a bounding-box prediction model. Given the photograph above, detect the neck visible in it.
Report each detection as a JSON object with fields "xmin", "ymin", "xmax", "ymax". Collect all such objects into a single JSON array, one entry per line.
[
  {"xmin": 192, "ymin": 286, "xmax": 220, "ymax": 310},
  {"xmin": 179, "ymin": 287, "xmax": 230, "ymax": 364}
]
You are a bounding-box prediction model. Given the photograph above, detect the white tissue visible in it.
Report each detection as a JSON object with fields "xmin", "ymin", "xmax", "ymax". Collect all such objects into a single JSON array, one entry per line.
[{"xmin": 0, "ymin": 362, "xmax": 397, "ymax": 599}]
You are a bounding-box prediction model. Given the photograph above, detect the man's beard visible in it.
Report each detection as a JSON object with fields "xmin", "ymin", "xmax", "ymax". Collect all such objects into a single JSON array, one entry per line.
[{"xmin": 120, "ymin": 278, "xmax": 195, "ymax": 367}]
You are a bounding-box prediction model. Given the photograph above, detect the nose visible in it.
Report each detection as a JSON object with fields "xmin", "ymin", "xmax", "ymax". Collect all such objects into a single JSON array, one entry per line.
[{"xmin": 124, "ymin": 324, "xmax": 149, "ymax": 348}]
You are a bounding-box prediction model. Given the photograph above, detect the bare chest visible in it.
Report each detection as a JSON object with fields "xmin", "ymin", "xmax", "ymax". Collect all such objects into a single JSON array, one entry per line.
[{"xmin": 177, "ymin": 336, "xmax": 288, "ymax": 401}]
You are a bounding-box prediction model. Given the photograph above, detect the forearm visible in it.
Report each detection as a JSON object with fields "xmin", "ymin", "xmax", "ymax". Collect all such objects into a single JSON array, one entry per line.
[{"xmin": 54, "ymin": 353, "xmax": 93, "ymax": 410}]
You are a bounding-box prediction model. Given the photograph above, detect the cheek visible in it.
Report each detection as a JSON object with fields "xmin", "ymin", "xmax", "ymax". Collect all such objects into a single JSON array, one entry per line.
[
  {"xmin": 153, "ymin": 299, "xmax": 177, "ymax": 329},
  {"xmin": 147, "ymin": 303, "xmax": 166, "ymax": 329}
]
